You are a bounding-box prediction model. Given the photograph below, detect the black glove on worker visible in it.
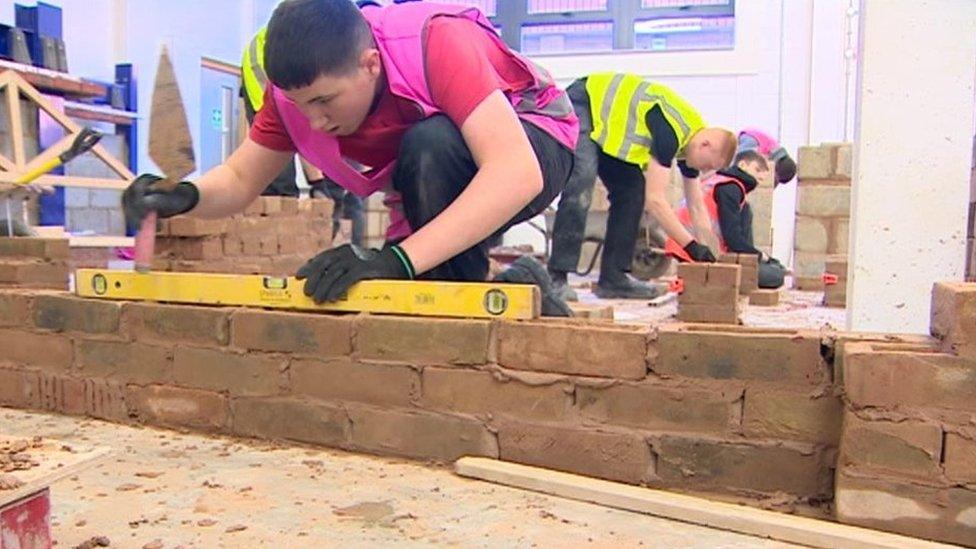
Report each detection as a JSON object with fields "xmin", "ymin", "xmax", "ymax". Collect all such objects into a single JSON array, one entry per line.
[
  {"xmin": 121, "ymin": 174, "xmax": 199, "ymax": 230},
  {"xmin": 683, "ymin": 240, "xmax": 717, "ymax": 263},
  {"xmin": 297, "ymin": 244, "xmax": 415, "ymax": 303}
]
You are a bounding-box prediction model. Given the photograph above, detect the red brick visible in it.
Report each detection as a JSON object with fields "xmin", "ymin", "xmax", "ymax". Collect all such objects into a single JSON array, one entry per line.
[
  {"xmin": 279, "ymin": 198, "xmax": 299, "ymax": 215},
  {"xmin": 158, "ymin": 237, "xmax": 223, "ymax": 260},
  {"xmin": 222, "ymin": 236, "xmax": 243, "ymax": 256},
  {"xmin": 261, "ymin": 196, "xmax": 282, "ymax": 215},
  {"xmin": 705, "ymin": 263, "xmax": 741, "ymax": 287},
  {"xmin": 742, "ymin": 387, "xmax": 843, "ymax": 444},
  {"xmin": 838, "ymin": 414, "xmax": 942, "ymax": 480},
  {"xmin": 421, "ymin": 367, "xmax": 573, "ymax": 421},
  {"xmin": 842, "ymin": 343, "xmax": 976, "ymax": 411},
  {"xmin": 657, "ymin": 325, "xmax": 826, "ymax": 385},
  {"xmin": 0, "ymin": 290, "xmax": 31, "ymax": 327},
  {"xmin": 166, "ymin": 217, "xmax": 228, "ymax": 237},
  {"xmin": 931, "ymin": 281, "xmax": 976, "ymax": 359},
  {"xmin": 243, "ymin": 199, "xmax": 264, "ymax": 216},
  {"xmin": 126, "ymin": 384, "xmax": 229, "ymax": 431},
  {"xmin": 173, "ymin": 347, "xmax": 285, "ymax": 396},
  {"xmin": 124, "ymin": 302, "xmax": 229, "ymax": 347},
  {"xmin": 231, "ymin": 309, "xmax": 352, "ymax": 356},
  {"xmin": 36, "ymin": 373, "xmax": 86, "ymax": 415},
  {"xmin": 75, "ymin": 339, "xmax": 171, "ymax": 384},
  {"xmin": 311, "ymin": 199, "xmax": 334, "ymax": 218},
  {"xmin": 33, "ymin": 293, "xmax": 121, "ymax": 334},
  {"xmin": 835, "ymin": 472, "xmax": 976, "ymax": 547},
  {"xmin": 497, "ymin": 321, "xmax": 648, "ymax": 379},
  {"xmin": 653, "ymin": 436, "xmax": 831, "ymax": 498},
  {"xmin": 829, "ymin": 334, "xmax": 936, "ymax": 386},
  {"xmin": 676, "ymin": 303, "xmax": 739, "ymax": 324},
  {"xmin": 83, "ymin": 378, "xmax": 128, "ymax": 421},
  {"xmin": 291, "ymin": 357, "xmax": 419, "ymax": 407},
  {"xmin": 355, "ymin": 315, "xmax": 490, "ymax": 365},
  {"xmin": 0, "ymin": 367, "xmax": 38, "ymax": 408},
  {"xmin": 348, "ymin": 406, "xmax": 497, "ymax": 462},
  {"xmin": 230, "ymin": 397, "xmax": 349, "ymax": 446},
  {"xmin": 944, "ymin": 433, "xmax": 976, "ymax": 484},
  {"xmin": 0, "ymin": 237, "xmax": 68, "ymax": 259},
  {"xmin": 676, "ymin": 263, "xmax": 707, "ymax": 285},
  {"xmin": 577, "ymin": 383, "xmax": 739, "ymax": 434},
  {"xmin": 0, "ymin": 329, "xmax": 72, "ymax": 371},
  {"xmin": 748, "ymin": 289, "xmax": 781, "ymax": 306},
  {"xmin": 0, "ymin": 260, "xmax": 68, "ymax": 288},
  {"xmin": 498, "ymin": 421, "xmax": 652, "ymax": 484},
  {"xmin": 241, "ymin": 235, "xmax": 262, "ymax": 256}
]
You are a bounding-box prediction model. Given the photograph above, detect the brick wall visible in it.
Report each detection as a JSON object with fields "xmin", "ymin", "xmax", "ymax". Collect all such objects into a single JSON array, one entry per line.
[
  {"xmin": 834, "ymin": 281, "xmax": 976, "ymax": 546},
  {"xmin": 794, "ymin": 143, "xmax": 852, "ymax": 290},
  {"xmin": 11, "ymin": 286, "xmax": 976, "ymax": 542},
  {"xmin": 0, "ymin": 237, "xmax": 69, "ymax": 289},
  {"xmin": 156, "ymin": 196, "xmax": 333, "ymax": 276},
  {"xmin": 3, "ymin": 289, "xmax": 934, "ymax": 518}
]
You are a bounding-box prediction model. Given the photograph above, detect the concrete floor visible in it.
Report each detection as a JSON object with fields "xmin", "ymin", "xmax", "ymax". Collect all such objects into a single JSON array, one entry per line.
[
  {"xmin": 0, "ymin": 408, "xmax": 800, "ymax": 549},
  {"xmin": 567, "ymin": 274, "xmax": 847, "ymax": 329}
]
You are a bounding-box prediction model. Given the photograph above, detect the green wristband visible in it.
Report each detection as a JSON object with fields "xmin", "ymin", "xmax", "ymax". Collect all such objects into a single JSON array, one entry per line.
[{"xmin": 390, "ymin": 245, "xmax": 415, "ymax": 280}]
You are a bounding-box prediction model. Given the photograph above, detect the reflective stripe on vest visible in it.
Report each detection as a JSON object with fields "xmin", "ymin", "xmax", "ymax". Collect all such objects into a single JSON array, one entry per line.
[
  {"xmin": 586, "ymin": 73, "xmax": 705, "ymax": 170},
  {"xmin": 242, "ymin": 28, "xmax": 268, "ymax": 111}
]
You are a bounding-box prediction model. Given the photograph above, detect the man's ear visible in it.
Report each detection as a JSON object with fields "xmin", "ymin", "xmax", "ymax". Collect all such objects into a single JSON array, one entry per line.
[{"xmin": 362, "ymin": 48, "xmax": 382, "ymax": 77}]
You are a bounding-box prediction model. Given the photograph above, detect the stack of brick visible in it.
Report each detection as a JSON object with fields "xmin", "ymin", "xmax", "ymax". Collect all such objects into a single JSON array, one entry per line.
[
  {"xmin": 156, "ymin": 196, "xmax": 333, "ymax": 276},
  {"xmin": 677, "ymin": 262, "xmax": 741, "ymax": 323},
  {"xmin": 0, "ymin": 237, "xmax": 68, "ymax": 289},
  {"xmin": 834, "ymin": 282, "xmax": 976, "ymax": 546},
  {"xmin": 719, "ymin": 253, "xmax": 759, "ymax": 295},
  {"xmin": 364, "ymin": 193, "xmax": 390, "ymax": 249},
  {"xmin": 793, "ymin": 143, "xmax": 852, "ymax": 290},
  {"xmin": 0, "ymin": 290, "xmax": 848, "ymax": 515},
  {"xmin": 823, "ymin": 256, "xmax": 847, "ymax": 308}
]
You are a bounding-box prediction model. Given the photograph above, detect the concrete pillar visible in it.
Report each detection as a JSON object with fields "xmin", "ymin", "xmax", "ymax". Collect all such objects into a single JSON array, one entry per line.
[{"xmin": 847, "ymin": 0, "xmax": 976, "ymax": 333}]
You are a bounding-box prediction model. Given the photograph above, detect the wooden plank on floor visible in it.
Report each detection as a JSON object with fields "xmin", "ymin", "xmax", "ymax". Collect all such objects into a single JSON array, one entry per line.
[
  {"xmin": 454, "ymin": 457, "xmax": 952, "ymax": 549},
  {"xmin": 0, "ymin": 436, "xmax": 112, "ymax": 507}
]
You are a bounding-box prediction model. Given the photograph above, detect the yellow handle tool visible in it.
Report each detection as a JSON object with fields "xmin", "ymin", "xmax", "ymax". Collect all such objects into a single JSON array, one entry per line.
[{"xmin": 4, "ymin": 128, "xmax": 102, "ymax": 236}]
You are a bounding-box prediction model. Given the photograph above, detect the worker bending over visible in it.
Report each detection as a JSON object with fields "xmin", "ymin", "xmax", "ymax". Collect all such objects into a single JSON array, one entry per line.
[
  {"xmin": 548, "ymin": 73, "xmax": 737, "ymax": 300},
  {"xmin": 123, "ymin": 0, "xmax": 579, "ymax": 315}
]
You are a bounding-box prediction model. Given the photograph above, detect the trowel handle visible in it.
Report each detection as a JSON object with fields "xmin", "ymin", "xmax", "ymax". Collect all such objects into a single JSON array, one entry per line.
[{"xmin": 134, "ymin": 212, "xmax": 158, "ymax": 273}]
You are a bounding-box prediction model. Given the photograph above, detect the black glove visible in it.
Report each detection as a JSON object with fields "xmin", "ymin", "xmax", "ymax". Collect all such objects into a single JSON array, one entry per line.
[
  {"xmin": 122, "ymin": 174, "xmax": 199, "ymax": 230},
  {"xmin": 296, "ymin": 244, "xmax": 415, "ymax": 303},
  {"xmin": 683, "ymin": 240, "xmax": 717, "ymax": 263}
]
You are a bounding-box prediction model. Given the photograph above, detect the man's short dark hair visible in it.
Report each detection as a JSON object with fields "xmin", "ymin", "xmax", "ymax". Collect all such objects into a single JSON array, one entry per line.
[
  {"xmin": 265, "ymin": 0, "xmax": 373, "ymax": 89},
  {"xmin": 733, "ymin": 149, "xmax": 769, "ymax": 169}
]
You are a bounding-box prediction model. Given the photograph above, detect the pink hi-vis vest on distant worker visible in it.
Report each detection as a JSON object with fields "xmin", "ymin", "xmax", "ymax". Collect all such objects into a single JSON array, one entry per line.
[
  {"xmin": 270, "ymin": 2, "xmax": 578, "ymax": 240},
  {"xmin": 663, "ymin": 173, "xmax": 748, "ymax": 263}
]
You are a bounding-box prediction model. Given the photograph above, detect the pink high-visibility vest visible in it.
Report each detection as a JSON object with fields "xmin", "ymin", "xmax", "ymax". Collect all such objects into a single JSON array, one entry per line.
[{"xmin": 663, "ymin": 173, "xmax": 747, "ymax": 262}]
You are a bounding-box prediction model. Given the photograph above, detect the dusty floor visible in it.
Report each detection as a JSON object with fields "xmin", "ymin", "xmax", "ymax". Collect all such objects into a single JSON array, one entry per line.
[
  {"xmin": 0, "ymin": 408, "xmax": 800, "ymax": 549},
  {"xmin": 568, "ymin": 274, "xmax": 846, "ymax": 329}
]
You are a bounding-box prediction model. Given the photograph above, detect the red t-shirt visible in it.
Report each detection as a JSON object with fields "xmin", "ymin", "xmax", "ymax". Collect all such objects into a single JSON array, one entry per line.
[{"xmin": 249, "ymin": 16, "xmax": 535, "ymax": 169}]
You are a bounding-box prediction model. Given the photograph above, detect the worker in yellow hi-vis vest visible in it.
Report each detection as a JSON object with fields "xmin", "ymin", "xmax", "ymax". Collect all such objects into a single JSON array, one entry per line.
[
  {"xmin": 548, "ymin": 72, "xmax": 737, "ymax": 301},
  {"xmin": 241, "ymin": 24, "xmax": 366, "ymax": 244}
]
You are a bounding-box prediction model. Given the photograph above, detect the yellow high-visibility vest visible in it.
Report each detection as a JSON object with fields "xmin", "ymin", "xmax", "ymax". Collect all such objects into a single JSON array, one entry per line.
[
  {"xmin": 586, "ymin": 73, "xmax": 705, "ymax": 170},
  {"xmin": 241, "ymin": 27, "xmax": 269, "ymax": 111}
]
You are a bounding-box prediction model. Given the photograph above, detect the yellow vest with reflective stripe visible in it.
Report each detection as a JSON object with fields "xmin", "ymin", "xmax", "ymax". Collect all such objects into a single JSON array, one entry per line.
[
  {"xmin": 586, "ymin": 73, "xmax": 705, "ymax": 170},
  {"xmin": 241, "ymin": 27, "xmax": 268, "ymax": 111}
]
